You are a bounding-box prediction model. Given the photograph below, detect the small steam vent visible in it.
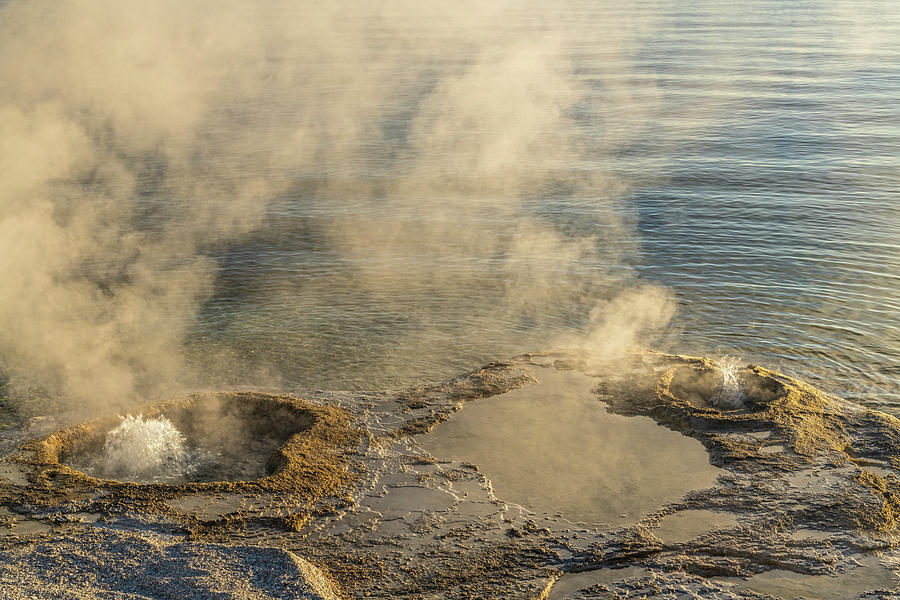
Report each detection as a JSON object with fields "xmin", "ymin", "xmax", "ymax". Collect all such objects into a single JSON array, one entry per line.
[
  {"xmin": 46, "ymin": 393, "xmax": 316, "ymax": 484},
  {"xmin": 664, "ymin": 359, "xmax": 786, "ymax": 411}
]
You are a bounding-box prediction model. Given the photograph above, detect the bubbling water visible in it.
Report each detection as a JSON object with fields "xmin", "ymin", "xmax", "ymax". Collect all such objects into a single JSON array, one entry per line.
[
  {"xmin": 102, "ymin": 415, "xmax": 188, "ymax": 481},
  {"xmin": 59, "ymin": 393, "xmax": 314, "ymax": 484},
  {"xmin": 711, "ymin": 356, "xmax": 744, "ymax": 409}
]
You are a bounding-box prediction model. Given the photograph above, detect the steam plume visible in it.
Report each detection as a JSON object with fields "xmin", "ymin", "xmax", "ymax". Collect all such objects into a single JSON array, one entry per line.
[{"xmin": 0, "ymin": 0, "xmax": 673, "ymax": 413}]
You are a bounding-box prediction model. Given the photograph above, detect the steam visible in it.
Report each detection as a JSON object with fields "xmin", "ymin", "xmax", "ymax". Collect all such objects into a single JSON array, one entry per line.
[
  {"xmin": 556, "ymin": 284, "xmax": 676, "ymax": 362},
  {"xmin": 0, "ymin": 0, "xmax": 306, "ymax": 409},
  {"xmin": 0, "ymin": 0, "xmax": 674, "ymax": 413}
]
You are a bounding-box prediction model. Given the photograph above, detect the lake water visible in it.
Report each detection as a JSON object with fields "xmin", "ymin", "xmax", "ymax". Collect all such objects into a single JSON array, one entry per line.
[
  {"xmin": 1, "ymin": 0, "xmax": 898, "ymax": 417},
  {"xmin": 189, "ymin": 1, "xmax": 899, "ymax": 410}
]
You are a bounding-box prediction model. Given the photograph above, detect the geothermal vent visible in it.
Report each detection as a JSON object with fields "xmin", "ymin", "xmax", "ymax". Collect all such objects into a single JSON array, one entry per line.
[
  {"xmin": 665, "ymin": 362, "xmax": 786, "ymax": 411},
  {"xmin": 47, "ymin": 393, "xmax": 316, "ymax": 484}
]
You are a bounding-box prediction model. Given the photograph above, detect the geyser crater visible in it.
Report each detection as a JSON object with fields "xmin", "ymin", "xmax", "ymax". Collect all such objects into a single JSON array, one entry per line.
[
  {"xmin": 666, "ymin": 361, "xmax": 786, "ymax": 411},
  {"xmin": 46, "ymin": 392, "xmax": 316, "ymax": 484}
]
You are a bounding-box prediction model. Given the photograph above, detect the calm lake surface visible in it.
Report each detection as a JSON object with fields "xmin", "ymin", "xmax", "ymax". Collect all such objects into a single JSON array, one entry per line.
[
  {"xmin": 3, "ymin": 1, "xmax": 897, "ymax": 418},
  {"xmin": 185, "ymin": 1, "xmax": 900, "ymax": 411}
]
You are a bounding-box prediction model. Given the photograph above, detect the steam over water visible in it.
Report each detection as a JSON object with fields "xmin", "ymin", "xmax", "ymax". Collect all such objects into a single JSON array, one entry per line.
[
  {"xmin": 1, "ymin": 0, "xmax": 899, "ymax": 419},
  {"xmin": 194, "ymin": 1, "xmax": 900, "ymax": 409}
]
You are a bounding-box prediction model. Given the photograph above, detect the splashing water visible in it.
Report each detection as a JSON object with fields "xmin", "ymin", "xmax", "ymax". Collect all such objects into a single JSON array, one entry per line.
[
  {"xmin": 103, "ymin": 415, "xmax": 187, "ymax": 481},
  {"xmin": 712, "ymin": 357, "xmax": 744, "ymax": 409}
]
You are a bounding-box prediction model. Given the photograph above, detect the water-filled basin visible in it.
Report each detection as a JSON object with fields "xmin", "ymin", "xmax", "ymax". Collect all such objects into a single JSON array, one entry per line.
[{"xmin": 419, "ymin": 367, "xmax": 722, "ymax": 524}]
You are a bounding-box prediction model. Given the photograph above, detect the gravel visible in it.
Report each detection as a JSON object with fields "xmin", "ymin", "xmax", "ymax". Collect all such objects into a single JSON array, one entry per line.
[{"xmin": 0, "ymin": 527, "xmax": 340, "ymax": 600}]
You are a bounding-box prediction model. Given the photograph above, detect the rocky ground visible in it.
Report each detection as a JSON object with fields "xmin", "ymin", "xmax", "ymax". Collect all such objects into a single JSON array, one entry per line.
[{"xmin": 2, "ymin": 352, "xmax": 900, "ymax": 599}]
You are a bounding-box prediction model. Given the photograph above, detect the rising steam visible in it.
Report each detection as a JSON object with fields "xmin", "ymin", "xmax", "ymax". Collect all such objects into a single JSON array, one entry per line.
[{"xmin": 0, "ymin": 0, "xmax": 673, "ymax": 414}]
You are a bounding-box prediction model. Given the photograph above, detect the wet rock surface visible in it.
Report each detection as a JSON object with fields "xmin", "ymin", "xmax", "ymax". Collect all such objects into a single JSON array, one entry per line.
[{"xmin": 1, "ymin": 353, "xmax": 900, "ymax": 599}]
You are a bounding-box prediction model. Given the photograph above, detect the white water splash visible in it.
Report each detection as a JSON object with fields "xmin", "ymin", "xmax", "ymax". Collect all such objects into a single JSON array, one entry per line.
[
  {"xmin": 712, "ymin": 356, "xmax": 744, "ymax": 409},
  {"xmin": 103, "ymin": 415, "xmax": 187, "ymax": 481}
]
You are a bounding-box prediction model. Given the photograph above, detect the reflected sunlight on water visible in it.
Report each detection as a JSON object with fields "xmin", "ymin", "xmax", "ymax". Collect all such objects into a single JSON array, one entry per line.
[{"xmin": 187, "ymin": 1, "xmax": 899, "ymax": 410}]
